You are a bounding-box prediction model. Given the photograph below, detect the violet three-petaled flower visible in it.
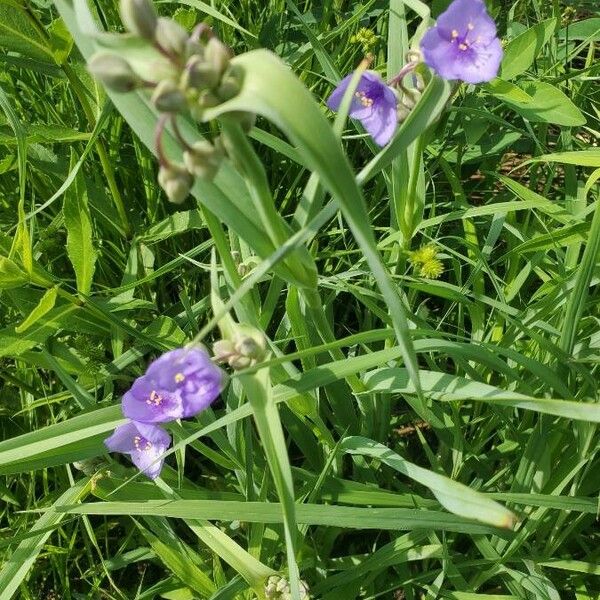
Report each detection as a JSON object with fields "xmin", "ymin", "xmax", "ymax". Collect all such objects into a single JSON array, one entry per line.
[
  {"xmin": 122, "ymin": 375, "xmax": 184, "ymax": 423},
  {"xmin": 327, "ymin": 71, "xmax": 398, "ymax": 147},
  {"xmin": 420, "ymin": 0, "xmax": 503, "ymax": 84},
  {"xmin": 104, "ymin": 421, "xmax": 171, "ymax": 480},
  {"xmin": 144, "ymin": 347, "xmax": 223, "ymax": 418}
]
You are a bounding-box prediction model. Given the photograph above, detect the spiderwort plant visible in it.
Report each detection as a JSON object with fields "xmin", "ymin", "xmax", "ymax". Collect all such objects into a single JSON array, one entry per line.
[
  {"xmin": 327, "ymin": 71, "xmax": 399, "ymax": 146},
  {"xmin": 420, "ymin": 0, "xmax": 503, "ymax": 84},
  {"xmin": 104, "ymin": 346, "xmax": 223, "ymax": 479}
]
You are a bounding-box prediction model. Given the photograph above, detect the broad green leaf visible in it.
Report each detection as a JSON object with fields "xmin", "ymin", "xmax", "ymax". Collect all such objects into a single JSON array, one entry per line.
[
  {"xmin": 500, "ymin": 18, "xmax": 558, "ymax": 80},
  {"xmin": 63, "ymin": 149, "xmax": 96, "ymax": 295},
  {"xmin": 0, "ymin": 0, "xmax": 53, "ymax": 60},
  {"xmin": 501, "ymin": 81, "xmax": 586, "ymax": 127},
  {"xmin": 558, "ymin": 18, "xmax": 600, "ymax": 41},
  {"xmin": 485, "ymin": 78, "xmax": 533, "ymax": 103},
  {"xmin": 15, "ymin": 285, "xmax": 58, "ymax": 333},
  {"xmin": 48, "ymin": 16, "xmax": 73, "ymax": 64},
  {"xmin": 0, "ymin": 255, "xmax": 28, "ymax": 289},
  {"xmin": 340, "ymin": 436, "xmax": 516, "ymax": 529}
]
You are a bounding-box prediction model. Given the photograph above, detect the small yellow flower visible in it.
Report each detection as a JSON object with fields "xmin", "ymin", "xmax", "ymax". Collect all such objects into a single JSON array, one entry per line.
[
  {"xmin": 351, "ymin": 27, "xmax": 378, "ymax": 53},
  {"xmin": 409, "ymin": 244, "xmax": 438, "ymax": 265},
  {"xmin": 419, "ymin": 258, "xmax": 444, "ymax": 279}
]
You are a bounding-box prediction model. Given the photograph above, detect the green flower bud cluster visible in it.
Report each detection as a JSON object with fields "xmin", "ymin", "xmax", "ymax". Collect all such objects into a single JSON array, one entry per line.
[
  {"xmin": 264, "ymin": 575, "xmax": 310, "ymax": 600},
  {"xmin": 213, "ymin": 326, "xmax": 267, "ymax": 370},
  {"xmin": 87, "ymin": 0, "xmax": 252, "ymax": 204},
  {"xmin": 350, "ymin": 27, "xmax": 379, "ymax": 54}
]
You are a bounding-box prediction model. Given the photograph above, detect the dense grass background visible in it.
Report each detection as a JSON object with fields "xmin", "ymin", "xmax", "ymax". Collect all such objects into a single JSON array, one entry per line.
[{"xmin": 0, "ymin": 0, "xmax": 599, "ymax": 598}]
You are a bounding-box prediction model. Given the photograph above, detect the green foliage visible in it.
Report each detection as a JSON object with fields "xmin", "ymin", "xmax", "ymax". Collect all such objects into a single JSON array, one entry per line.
[{"xmin": 0, "ymin": 0, "xmax": 599, "ymax": 599}]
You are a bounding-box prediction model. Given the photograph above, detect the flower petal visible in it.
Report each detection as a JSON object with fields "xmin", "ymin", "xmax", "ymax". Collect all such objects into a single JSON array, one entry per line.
[
  {"xmin": 122, "ymin": 384, "xmax": 184, "ymax": 423},
  {"xmin": 360, "ymin": 100, "xmax": 397, "ymax": 146},
  {"xmin": 104, "ymin": 421, "xmax": 139, "ymax": 454},
  {"xmin": 180, "ymin": 370, "xmax": 223, "ymax": 417},
  {"xmin": 326, "ymin": 74, "xmax": 353, "ymax": 111},
  {"xmin": 130, "ymin": 446, "xmax": 166, "ymax": 480},
  {"xmin": 420, "ymin": 29, "xmax": 462, "ymax": 81},
  {"xmin": 436, "ymin": 0, "xmax": 490, "ymax": 39},
  {"xmin": 455, "ymin": 37, "xmax": 503, "ymax": 83}
]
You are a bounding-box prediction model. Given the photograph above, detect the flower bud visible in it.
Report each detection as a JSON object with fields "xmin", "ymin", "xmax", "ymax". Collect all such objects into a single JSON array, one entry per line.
[
  {"xmin": 217, "ymin": 74, "xmax": 240, "ymax": 101},
  {"xmin": 155, "ymin": 17, "xmax": 189, "ymax": 58},
  {"xmin": 158, "ymin": 164, "xmax": 194, "ymax": 204},
  {"xmin": 264, "ymin": 576, "xmax": 310, "ymax": 600},
  {"xmin": 151, "ymin": 79, "xmax": 187, "ymax": 112},
  {"xmin": 120, "ymin": 0, "xmax": 157, "ymax": 40},
  {"xmin": 197, "ymin": 90, "xmax": 221, "ymax": 109},
  {"xmin": 401, "ymin": 87, "xmax": 421, "ymax": 110},
  {"xmin": 181, "ymin": 55, "xmax": 219, "ymax": 91},
  {"xmin": 397, "ymin": 103, "xmax": 411, "ymax": 123},
  {"xmin": 183, "ymin": 140, "xmax": 222, "ymax": 180},
  {"xmin": 213, "ymin": 326, "xmax": 267, "ymax": 370},
  {"xmin": 88, "ymin": 52, "xmax": 141, "ymax": 93},
  {"xmin": 185, "ymin": 38, "xmax": 204, "ymax": 59},
  {"xmin": 204, "ymin": 37, "xmax": 232, "ymax": 77}
]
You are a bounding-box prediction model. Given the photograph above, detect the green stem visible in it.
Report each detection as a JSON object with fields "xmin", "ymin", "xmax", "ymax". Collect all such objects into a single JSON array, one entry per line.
[
  {"xmin": 239, "ymin": 368, "xmax": 302, "ymax": 600},
  {"xmin": 219, "ymin": 119, "xmax": 316, "ymax": 289}
]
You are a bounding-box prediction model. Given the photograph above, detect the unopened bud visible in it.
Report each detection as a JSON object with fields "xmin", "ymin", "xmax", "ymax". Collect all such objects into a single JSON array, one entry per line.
[
  {"xmin": 120, "ymin": 0, "xmax": 157, "ymax": 40},
  {"xmin": 181, "ymin": 55, "xmax": 219, "ymax": 91},
  {"xmin": 198, "ymin": 90, "xmax": 221, "ymax": 109},
  {"xmin": 212, "ymin": 326, "xmax": 267, "ymax": 370},
  {"xmin": 401, "ymin": 87, "xmax": 421, "ymax": 109},
  {"xmin": 397, "ymin": 103, "xmax": 411, "ymax": 123},
  {"xmin": 155, "ymin": 17, "xmax": 189, "ymax": 58},
  {"xmin": 217, "ymin": 75, "xmax": 240, "ymax": 100},
  {"xmin": 185, "ymin": 39, "xmax": 204, "ymax": 59},
  {"xmin": 205, "ymin": 37, "xmax": 232, "ymax": 77},
  {"xmin": 151, "ymin": 79, "xmax": 187, "ymax": 112},
  {"xmin": 183, "ymin": 140, "xmax": 222, "ymax": 179},
  {"xmin": 88, "ymin": 52, "xmax": 141, "ymax": 93},
  {"xmin": 158, "ymin": 164, "xmax": 194, "ymax": 204},
  {"xmin": 264, "ymin": 575, "xmax": 310, "ymax": 600}
]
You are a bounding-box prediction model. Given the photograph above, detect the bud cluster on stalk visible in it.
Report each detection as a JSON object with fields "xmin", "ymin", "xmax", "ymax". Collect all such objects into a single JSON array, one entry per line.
[
  {"xmin": 264, "ymin": 575, "xmax": 310, "ymax": 600},
  {"xmin": 87, "ymin": 0, "xmax": 253, "ymax": 204},
  {"xmin": 390, "ymin": 51, "xmax": 425, "ymax": 124},
  {"xmin": 213, "ymin": 326, "xmax": 267, "ymax": 370}
]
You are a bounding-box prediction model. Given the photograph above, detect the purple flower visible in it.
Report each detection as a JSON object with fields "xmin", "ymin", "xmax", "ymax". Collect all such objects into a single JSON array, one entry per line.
[
  {"xmin": 122, "ymin": 375, "xmax": 184, "ymax": 423},
  {"xmin": 327, "ymin": 71, "xmax": 398, "ymax": 146},
  {"xmin": 144, "ymin": 347, "xmax": 223, "ymax": 418},
  {"xmin": 104, "ymin": 421, "xmax": 171, "ymax": 480},
  {"xmin": 420, "ymin": 0, "xmax": 503, "ymax": 84}
]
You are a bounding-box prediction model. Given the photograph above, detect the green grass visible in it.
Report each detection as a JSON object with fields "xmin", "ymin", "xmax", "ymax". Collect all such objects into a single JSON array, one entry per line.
[{"xmin": 0, "ymin": 0, "xmax": 599, "ymax": 598}]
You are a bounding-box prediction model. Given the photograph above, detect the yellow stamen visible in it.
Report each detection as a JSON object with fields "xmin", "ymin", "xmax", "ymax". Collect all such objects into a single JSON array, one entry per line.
[
  {"xmin": 174, "ymin": 372, "xmax": 185, "ymax": 383},
  {"xmin": 467, "ymin": 22, "xmax": 475, "ymax": 31},
  {"xmin": 458, "ymin": 43, "xmax": 469, "ymax": 51},
  {"xmin": 146, "ymin": 390, "xmax": 163, "ymax": 406},
  {"xmin": 355, "ymin": 91, "xmax": 374, "ymax": 108},
  {"xmin": 451, "ymin": 29, "xmax": 459, "ymax": 39},
  {"xmin": 134, "ymin": 435, "xmax": 152, "ymax": 451}
]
